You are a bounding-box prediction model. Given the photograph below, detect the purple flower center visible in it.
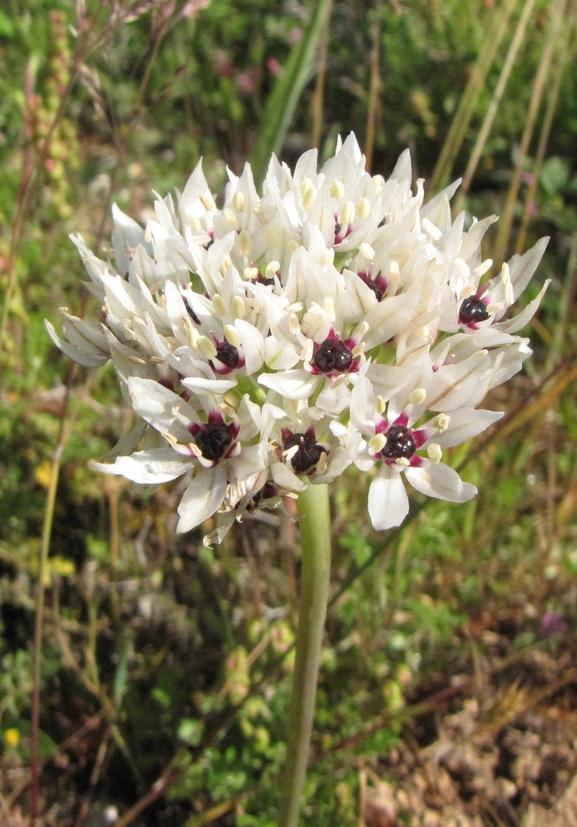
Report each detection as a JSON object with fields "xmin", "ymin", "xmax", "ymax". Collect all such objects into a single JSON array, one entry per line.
[
  {"xmin": 215, "ymin": 340, "xmax": 240, "ymax": 368},
  {"xmin": 283, "ymin": 432, "xmax": 326, "ymax": 473},
  {"xmin": 194, "ymin": 422, "xmax": 233, "ymax": 461},
  {"xmin": 459, "ymin": 296, "xmax": 490, "ymax": 325},
  {"xmin": 381, "ymin": 425, "xmax": 416, "ymax": 460},
  {"xmin": 313, "ymin": 338, "xmax": 353, "ymax": 374}
]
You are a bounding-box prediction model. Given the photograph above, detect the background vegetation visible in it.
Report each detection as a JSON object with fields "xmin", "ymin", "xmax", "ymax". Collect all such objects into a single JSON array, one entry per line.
[{"xmin": 1, "ymin": 0, "xmax": 576, "ymax": 825}]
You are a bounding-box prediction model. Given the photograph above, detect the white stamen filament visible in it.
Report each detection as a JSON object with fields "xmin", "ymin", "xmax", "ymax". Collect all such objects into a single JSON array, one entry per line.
[{"xmin": 232, "ymin": 191, "xmax": 245, "ymax": 212}]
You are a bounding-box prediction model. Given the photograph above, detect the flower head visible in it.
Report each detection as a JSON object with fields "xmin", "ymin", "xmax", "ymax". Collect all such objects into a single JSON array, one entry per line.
[{"xmin": 48, "ymin": 134, "xmax": 549, "ymax": 541}]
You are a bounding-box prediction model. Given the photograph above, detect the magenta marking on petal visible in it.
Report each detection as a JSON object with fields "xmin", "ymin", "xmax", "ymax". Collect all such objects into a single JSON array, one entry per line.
[
  {"xmin": 412, "ymin": 430, "xmax": 427, "ymax": 449},
  {"xmin": 393, "ymin": 412, "xmax": 409, "ymax": 427},
  {"xmin": 375, "ymin": 419, "xmax": 388, "ymax": 434},
  {"xmin": 409, "ymin": 455, "xmax": 424, "ymax": 467},
  {"xmin": 207, "ymin": 410, "xmax": 225, "ymax": 425}
]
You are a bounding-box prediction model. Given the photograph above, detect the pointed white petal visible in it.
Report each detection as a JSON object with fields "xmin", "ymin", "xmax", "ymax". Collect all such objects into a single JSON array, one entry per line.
[
  {"xmin": 405, "ymin": 462, "xmax": 477, "ymax": 503},
  {"xmin": 177, "ymin": 465, "xmax": 227, "ymax": 533},
  {"xmin": 368, "ymin": 465, "xmax": 409, "ymax": 530},
  {"xmin": 433, "ymin": 408, "xmax": 504, "ymax": 448},
  {"xmin": 92, "ymin": 448, "xmax": 192, "ymax": 484}
]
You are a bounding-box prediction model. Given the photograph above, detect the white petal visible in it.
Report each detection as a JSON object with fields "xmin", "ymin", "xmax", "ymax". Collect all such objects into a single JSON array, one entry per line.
[
  {"xmin": 45, "ymin": 320, "xmax": 109, "ymax": 367},
  {"xmin": 258, "ymin": 369, "xmax": 319, "ymax": 400},
  {"xmin": 92, "ymin": 448, "xmax": 192, "ymax": 484},
  {"xmin": 433, "ymin": 408, "xmax": 504, "ymax": 448},
  {"xmin": 368, "ymin": 465, "xmax": 409, "ymax": 530},
  {"xmin": 177, "ymin": 465, "xmax": 227, "ymax": 533},
  {"xmin": 127, "ymin": 377, "xmax": 196, "ymax": 441},
  {"xmin": 182, "ymin": 376, "xmax": 237, "ymax": 395},
  {"xmin": 235, "ymin": 319, "xmax": 265, "ymax": 374},
  {"xmin": 405, "ymin": 462, "xmax": 477, "ymax": 503}
]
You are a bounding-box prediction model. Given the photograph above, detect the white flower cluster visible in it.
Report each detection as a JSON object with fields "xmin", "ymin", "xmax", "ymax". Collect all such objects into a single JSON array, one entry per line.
[{"xmin": 47, "ymin": 135, "xmax": 549, "ymax": 543}]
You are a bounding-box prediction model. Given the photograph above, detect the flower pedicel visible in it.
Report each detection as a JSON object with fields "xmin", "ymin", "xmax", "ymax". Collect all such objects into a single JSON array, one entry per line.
[{"xmin": 47, "ymin": 135, "xmax": 549, "ymax": 542}]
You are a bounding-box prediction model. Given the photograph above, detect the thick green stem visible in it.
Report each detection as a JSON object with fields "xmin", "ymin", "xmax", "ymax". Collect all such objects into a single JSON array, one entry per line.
[{"xmin": 279, "ymin": 483, "xmax": 332, "ymax": 827}]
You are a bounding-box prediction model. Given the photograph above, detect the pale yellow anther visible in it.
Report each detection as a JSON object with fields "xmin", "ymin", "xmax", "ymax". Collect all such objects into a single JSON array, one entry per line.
[
  {"xmin": 432, "ymin": 413, "xmax": 451, "ymax": 433},
  {"xmin": 197, "ymin": 335, "xmax": 218, "ymax": 359},
  {"xmin": 330, "ymin": 180, "xmax": 345, "ymax": 199},
  {"xmin": 186, "ymin": 325, "xmax": 199, "ymax": 349},
  {"xmin": 371, "ymin": 174, "xmax": 385, "ymax": 192},
  {"xmin": 243, "ymin": 266, "xmax": 259, "ymax": 280},
  {"xmin": 357, "ymin": 198, "xmax": 371, "ymax": 220},
  {"xmin": 265, "ymin": 225, "xmax": 281, "ymax": 248},
  {"xmin": 212, "ymin": 293, "xmax": 227, "ymax": 316},
  {"xmin": 220, "ymin": 402, "xmax": 236, "ymax": 417},
  {"xmin": 376, "ymin": 395, "xmax": 386, "ymax": 415},
  {"xmin": 128, "ymin": 355, "xmax": 146, "ymax": 364},
  {"xmin": 358, "ymin": 320, "xmax": 369, "ymax": 337},
  {"xmin": 427, "ymin": 443, "xmax": 442, "ymax": 464},
  {"xmin": 352, "ymin": 341, "xmax": 366, "ymax": 357},
  {"xmin": 232, "ymin": 295, "xmax": 246, "ymax": 319},
  {"xmin": 265, "ymin": 260, "xmax": 280, "ymax": 278},
  {"xmin": 149, "ymin": 356, "xmax": 165, "ymax": 365},
  {"xmin": 224, "ymin": 324, "xmax": 241, "ymax": 347},
  {"xmin": 408, "ymin": 387, "xmax": 426, "ymax": 405},
  {"xmin": 232, "ymin": 191, "xmax": 245, "ymax": 212},
  {"xmin": 199, "ymin": 193, "xmax": 216, "ymax": 211},
  {"xmin": 171, "ymin": 406, "xmax": 191, "ymax": 427},
  {"xmin": 360, "ymin": 242, "xmax": 375, "ymax": 261},
  {"xmin": 396, "ymin": 457, "xmax": 411, "ymax": 468},
  {"xmin": 322, "ymin": 297, "xmax": 336, "ymax": 320},
  {"xmin": 460, "ymin": 284, "xmax": 476, "ymax": 300},
  {"xmin": 238, "ymin": 230, "xmax": 252, "ymax": 257},
  {"xmin": 486, "ymin": 303, "xmax": 502, "ymax": 314},
  {"xmin": 473, "ymin": 258, "xmax": 493, "ymax": 278},
  {"xmin": 321, "ymin": 248, "xmax": 335, "ymax": 266},
  {"xmin": 422, "ymin": 217, "xmax": 442, "ymax": 241},
  {"xmin": 222, "ymin": 255, "xmax": 232, "ymax": 272},
  {"xmin": 187, "ymin": 214, "xmax": 201, "ymax": 231},
  {"xmin": 144, "ymin": 225, "xmax": 153, "ymax": 244},
  {"xmin": 223, "ymin": 207, "xmax": 238, "ymax": 229},
  {"xmin": 162, "ymin": 431, "xmax": 178, "ymax": 447},
  {"xmin": 500, "ymin": 262, "xmax": 514, "ymax": 306},
  {"xmin": 369, "ymin": 433, "xmax": 387, "ymax": 454},
  {"xmin": 302, "ymin": 185, "xmax": 317, "ymax": 212},
  {"xmin": 341, "ymin": 201, "xmax": 356, "ymax": 226}
]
